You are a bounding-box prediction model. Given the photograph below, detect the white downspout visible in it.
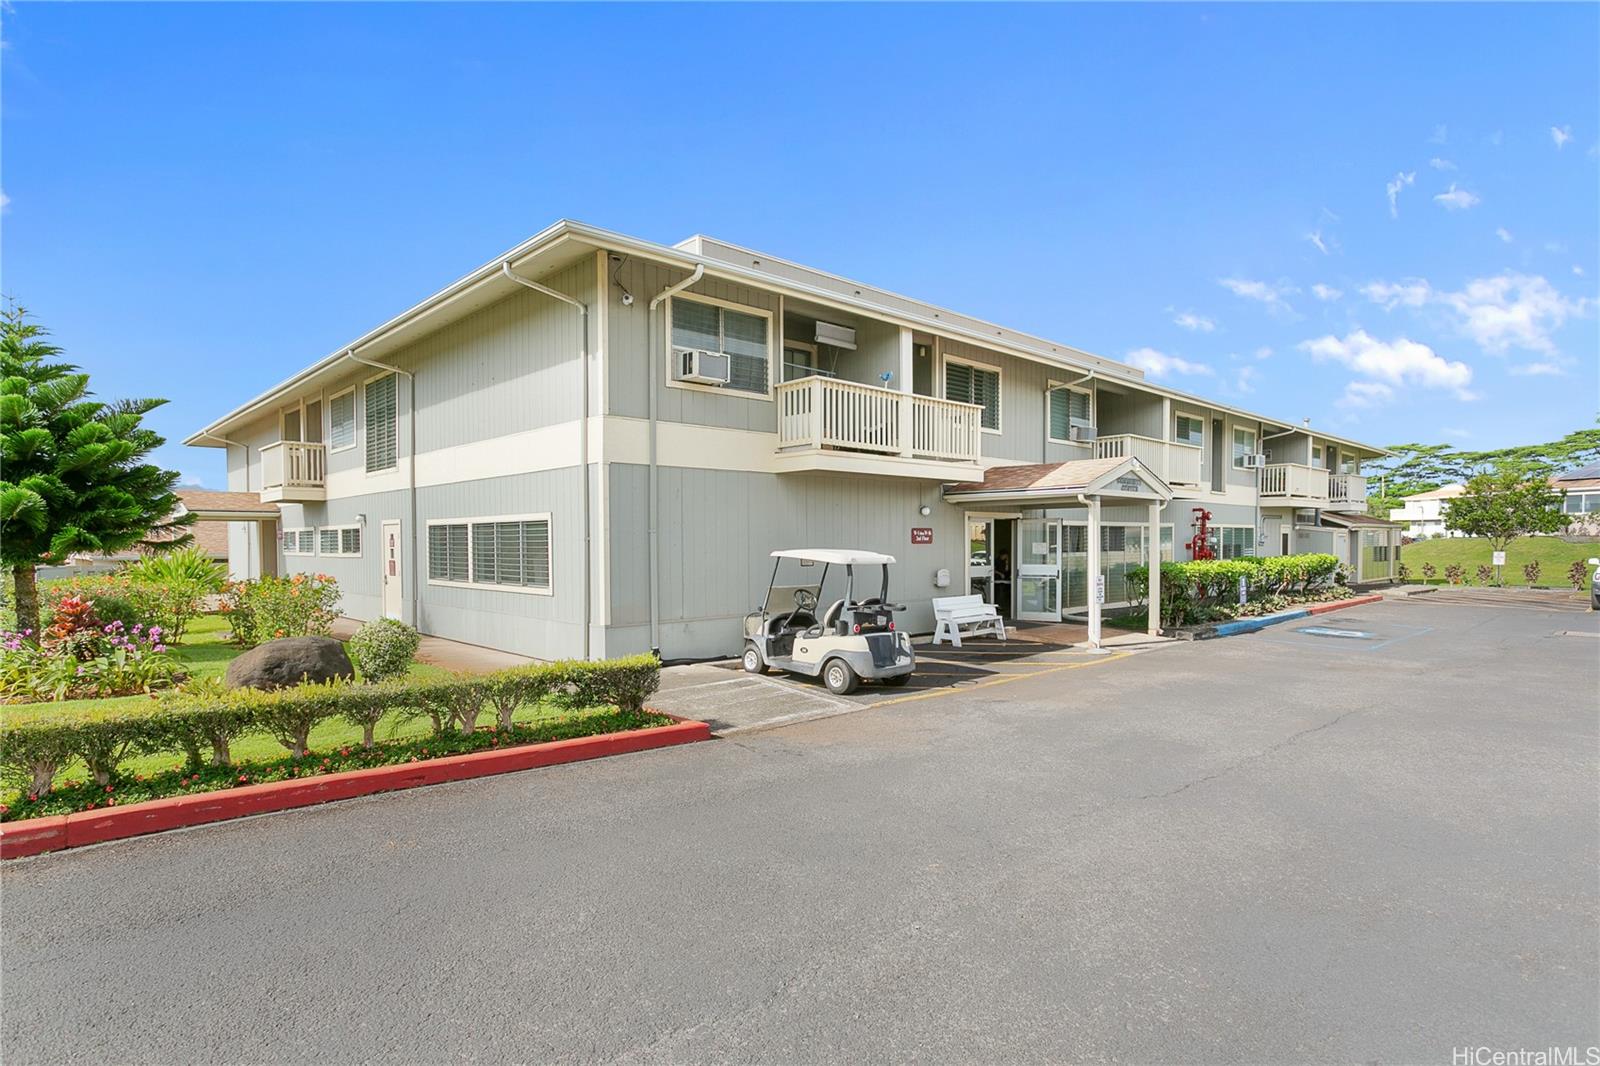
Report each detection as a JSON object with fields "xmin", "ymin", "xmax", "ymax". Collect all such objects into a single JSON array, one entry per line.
[
  {"xmin": 345, "ymin": 350, "xmax": 419, "ymax": 629},
  {"xmin": 501, "ymin": 262, "xmax": 592, "ymax": 660},
  {"xmin": 645, "ymin": 264, "xmax": 705, "ymax": 657}
]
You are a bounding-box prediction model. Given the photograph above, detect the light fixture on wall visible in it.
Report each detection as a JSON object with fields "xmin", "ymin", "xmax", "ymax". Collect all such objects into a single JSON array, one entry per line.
[
  {"xmin": 919, "ymin": 505, "xmax": 931, "ymax": 517},
  {"xmin": 356, "ymin": 513, "xmax": 367, "ymax": 527}
]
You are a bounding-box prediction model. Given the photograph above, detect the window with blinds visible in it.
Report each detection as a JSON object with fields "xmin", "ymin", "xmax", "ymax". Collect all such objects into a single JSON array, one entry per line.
[
  {"xmin": 428, "ymin": 524, "xmax": 469, "ymax": 583},
  {"xmin": 1232, "ymin": 426, "xmax": 1257, "ymax": 468},
  {"xmin": 1049, "ymin": 387, "xmax": 1092, "ymax": 441},
  {"xmin": 365, "ymin": 374, "xmax": 398, "ymax": 472},
  {"xmin": 430, "ymin": 517, "xmax": 551, "ymax": 591},
  {"xmin": 945, "ymin": 360, "xmax": 1001, "ymax": 430},
  {"xmin": 284, "ymin": 528, "xmax": 315, "ymax": 555},
  {"xmin": 1174, "ymin": 414, "xmax": 1205, "ymax": 446},
  {"xmin": 329, "ymin": 389, "xmax": 356, "ymax": 451},
  {"xmin": 1211, "ymin": 526, "xmax": 1255, "ymax": 559},
  {"xmin": 670, "ymin": 297, "xmax": 770, "ymax": 395}
]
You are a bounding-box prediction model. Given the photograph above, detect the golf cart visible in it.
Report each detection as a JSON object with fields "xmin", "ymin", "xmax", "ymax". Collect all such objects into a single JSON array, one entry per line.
[{"xmin": 742, "ymin": 549, "xmax": 916, "ymax": 694}]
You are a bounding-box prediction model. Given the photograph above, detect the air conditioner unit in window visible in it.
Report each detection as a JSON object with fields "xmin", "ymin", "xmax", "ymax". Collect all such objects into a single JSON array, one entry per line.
[
  {"xmin": 1069, "ymin": 425, "xmax": 1097, "ymax": 443},
  {"xmin": 673, "ymin": 347, "xmax": 731, "ymax": 385},
  {"xmin": 1241, "ymin": 453, "xmax": 1268, "ymax": 469}
]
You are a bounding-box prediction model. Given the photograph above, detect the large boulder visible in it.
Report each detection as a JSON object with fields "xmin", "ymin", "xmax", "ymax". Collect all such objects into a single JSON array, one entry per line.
[{"xmin": 224, "ymin": 635, "xmax": 354, "ymax": 691}]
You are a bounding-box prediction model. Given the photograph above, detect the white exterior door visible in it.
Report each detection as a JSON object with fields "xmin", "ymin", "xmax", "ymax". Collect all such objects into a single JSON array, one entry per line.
[
  {"xmin": 380, "ymin": 520, "xmax": 403, "ymax": 620},
  {"xmin": 1016, "ymin": 518, "xmax": 1060, "ymax": 622}
]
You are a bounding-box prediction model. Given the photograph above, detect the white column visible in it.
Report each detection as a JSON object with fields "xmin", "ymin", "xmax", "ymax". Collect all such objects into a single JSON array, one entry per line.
[
  {"xmin": 1087, "ymin": 496, "xmax": 1102, "ymax": 648},
  {"xmin": 897, "ymin": 327, "xmax": 914, "ymax": 457},
  {"xmin": 1148, "ymin": 499, "xmax": 1162, "ymax": 636}
]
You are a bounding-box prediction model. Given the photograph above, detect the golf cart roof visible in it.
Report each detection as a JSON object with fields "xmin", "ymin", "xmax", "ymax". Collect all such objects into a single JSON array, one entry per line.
[{"xmin": 770, "ymin": 549, "xmax": 897, "ymax": 566}]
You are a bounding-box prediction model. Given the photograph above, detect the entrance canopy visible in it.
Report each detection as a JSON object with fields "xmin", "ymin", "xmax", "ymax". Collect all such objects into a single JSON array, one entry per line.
[
  {"xmin": 943, "ymin": 456, "xmax": 1173, "ymax": 506},
  {"xmin": 943, "ymin": 457, "xmax": 1171, "ymax": 646}
]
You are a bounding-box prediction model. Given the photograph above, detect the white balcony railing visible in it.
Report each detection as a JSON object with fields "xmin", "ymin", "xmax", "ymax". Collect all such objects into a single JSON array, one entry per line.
[
  {"xmin": 1260, "ymin": 463, "xmax": 1327, "ymax": 500},
  {"xmin": 1329, "ymin": 473, "xmax": 1368, "ymax": 506},
  {"xmin": 1092, "ymin": 433, "xmax": 1205, "ymax": 486},
  {"xmin": 261, "ymin": 440, "xmax": 327, "ymax": 496},
  {"xmin": 776, "ymin": 378, "xmax": 982, "ymax": 464}
]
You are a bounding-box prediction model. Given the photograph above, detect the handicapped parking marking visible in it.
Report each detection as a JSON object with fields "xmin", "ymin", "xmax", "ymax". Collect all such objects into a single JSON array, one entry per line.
[{"xmin": 1257, "ymin": 617, "xmax": 1433, "ymax": 653}]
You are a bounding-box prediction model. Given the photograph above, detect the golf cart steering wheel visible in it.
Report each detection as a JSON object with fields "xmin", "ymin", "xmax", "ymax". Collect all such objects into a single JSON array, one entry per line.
[{"xmin": 794, "ymin": 589, "xmax": 818, "ymax": 612}]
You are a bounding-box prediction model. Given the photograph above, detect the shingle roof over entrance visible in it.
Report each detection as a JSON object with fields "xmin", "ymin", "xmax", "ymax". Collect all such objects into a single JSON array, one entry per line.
[{"xmin": 947, "ymin": 457, "xmax": 1134, "ymax": 495}]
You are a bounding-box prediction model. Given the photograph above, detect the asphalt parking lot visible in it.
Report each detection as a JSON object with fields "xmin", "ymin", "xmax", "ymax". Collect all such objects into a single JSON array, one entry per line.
[{"xmin": 3, "ymin": 596, "xmax": 1596, "ymax": 1064}]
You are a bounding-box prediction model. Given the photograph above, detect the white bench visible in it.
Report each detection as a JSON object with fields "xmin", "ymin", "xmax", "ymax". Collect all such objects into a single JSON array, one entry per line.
[{"xmin": 931, "ymin": 594, "xmax": 1007, "ymax": 648}]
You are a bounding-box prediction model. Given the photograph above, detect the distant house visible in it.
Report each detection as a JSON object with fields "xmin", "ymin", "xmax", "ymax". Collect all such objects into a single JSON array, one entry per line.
[
  {"xmin": 1552, "ymin": 463, "xmax": 1600, "ymax": 535},
  {"xmin": 1389, "ymin": 484, "xmax": 1466, "ymax": 539},
  {"xmin": 46, "ymin": 490, "xmax": 280, "ymax": 582}
]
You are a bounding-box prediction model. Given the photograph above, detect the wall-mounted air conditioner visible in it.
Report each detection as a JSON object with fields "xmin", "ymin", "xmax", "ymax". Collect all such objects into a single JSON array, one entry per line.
[
  {"xmin": 1069, "ymin": 425, "xmax": 1098, "ymax": 443},
  {"xmin": 1241, "ymin": 453, "xmax": 1268, "ymax": 469},
  {"xmin": 673, "ymin": 347, "xmax": 731, "ymax": 385}
]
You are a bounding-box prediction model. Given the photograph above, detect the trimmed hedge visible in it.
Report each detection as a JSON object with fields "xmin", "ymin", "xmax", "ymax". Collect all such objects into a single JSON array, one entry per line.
[
  {"xmin": 1126, "ymin": 553, "xmax": 1342, "ymax": 628},
  {"xmin": 0, "ymin": 654, "xmax": 660, "ymax": 800}
]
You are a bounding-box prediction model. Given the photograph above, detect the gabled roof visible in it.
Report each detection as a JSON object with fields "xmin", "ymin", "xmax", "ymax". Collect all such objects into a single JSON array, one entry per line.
[
  {"xmin": 1556, "ymin": 462, "xmax": 1600, "ymax": 482},
  {"xmin": 175, "ymin": 489, "xmax": 282, "ymax": 520},
  {"xmin": 1319, "ymin": 511, "xmax": 1404, "ymax": 529},
  {"xmin": 944, "ymin": 456, "xmax": 1172, "ymax": 503},
  {"xmin": 1404, "ymin": 483, "xmax": 1466, "ymax": 501}
]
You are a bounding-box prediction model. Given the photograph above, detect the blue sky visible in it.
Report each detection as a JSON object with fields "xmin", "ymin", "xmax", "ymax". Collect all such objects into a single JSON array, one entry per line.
[{"xmin": 4, "ymin": 3, "xmax": 1596, "ymax": 486}]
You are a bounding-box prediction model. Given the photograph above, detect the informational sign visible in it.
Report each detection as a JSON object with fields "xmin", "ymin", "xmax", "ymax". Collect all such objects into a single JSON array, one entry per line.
[
  {"xmin": 1094, "ymin": 574, "xmax": 1106, "ymax": 605},
  {"xmin": 1492, "ymin": 550, "xmax": 1506, "ymax": 566},
  {"xmin": 1031, "ymin": 541, "xmax": 1051, "ymax": 555},
  {"xmin": 1238, "ymin": 575, "xmax": 1248, "ymax": 605},
  {"xmin": 911, "ymin": 527, "xmax": 934, "ymax": 545}
]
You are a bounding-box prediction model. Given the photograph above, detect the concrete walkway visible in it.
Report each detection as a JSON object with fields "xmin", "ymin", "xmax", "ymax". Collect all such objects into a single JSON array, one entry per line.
[{"xmin": 329, "ymin": 618, "xmax": 532, "ymax": 673}]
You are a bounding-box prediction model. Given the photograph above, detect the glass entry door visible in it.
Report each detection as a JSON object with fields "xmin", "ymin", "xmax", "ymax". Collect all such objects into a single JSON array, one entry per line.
[{"xmin": 1016, "ymin": 519, "xmax": 1060, "ymax": 622}]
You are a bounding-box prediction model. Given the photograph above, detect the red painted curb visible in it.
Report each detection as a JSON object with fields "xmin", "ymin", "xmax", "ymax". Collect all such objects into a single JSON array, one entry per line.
[
  {"xmin": 1, "ymin": 716, "xmax": 710, "ymax": 859},
  {"xmin": 1306, "ymin": 594, "xmax": 1384, "ymax": 615}
]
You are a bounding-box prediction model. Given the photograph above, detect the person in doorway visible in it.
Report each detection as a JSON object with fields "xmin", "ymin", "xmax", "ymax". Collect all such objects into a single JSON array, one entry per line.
[{"xmin": 994, "ymin": 550, "xmax": 1012, "ymax": 616}]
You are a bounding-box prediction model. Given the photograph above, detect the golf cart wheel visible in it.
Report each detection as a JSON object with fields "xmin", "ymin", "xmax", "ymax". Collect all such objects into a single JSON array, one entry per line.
[
  {"xmin": 742, "ymin": 644, "xmax": 768, "ymax": 674},
  {"xmin": 881, "ymin": 674, "xmax": 911, "ymax": 687},
  {"xmin": 823, "ymin": 659, "xmax": 859, "ymax": 695}
]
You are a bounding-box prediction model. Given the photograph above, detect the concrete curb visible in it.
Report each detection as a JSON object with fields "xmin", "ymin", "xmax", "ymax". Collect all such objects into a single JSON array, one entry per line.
[
  {"xmin": 0, "ymin": 715, "xmax": 711, "ymax": 860},
  {"xmin": 1180, "ymin": 594, "xmax": 1386, "ymax": 641}
]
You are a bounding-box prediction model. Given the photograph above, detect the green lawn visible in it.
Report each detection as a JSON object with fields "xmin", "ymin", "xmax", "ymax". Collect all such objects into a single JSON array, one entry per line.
[{"xmin": 1399, "ymin": 537, "xmax": 1598, "ymax": 587}]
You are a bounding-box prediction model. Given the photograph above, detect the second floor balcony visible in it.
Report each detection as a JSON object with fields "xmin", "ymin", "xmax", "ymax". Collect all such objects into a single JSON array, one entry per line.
[
  {"xmin": 1261, "ymin": 463, "xmax": 1368, "ymax": 508},
  {"xmin": 260, "ymin": 440, "xmax": 327, "ymax": 502},
  {"xmin": 774, "ymin": 377, "xmax": 983, "ymax": 480},
  {"xmin": 1091, "ymin": 433, "xmax": 1204, "ymax": 487}
]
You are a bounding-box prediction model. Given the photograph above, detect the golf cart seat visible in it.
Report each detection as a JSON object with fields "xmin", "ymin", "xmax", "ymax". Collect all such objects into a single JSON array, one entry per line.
[
  {"xmin": 768, "ymin": 611, "xmax": 816, "ymax": 637},
  {"xmin": 820, "ymin": 598, "xmax": 847, "ymax": 632}
]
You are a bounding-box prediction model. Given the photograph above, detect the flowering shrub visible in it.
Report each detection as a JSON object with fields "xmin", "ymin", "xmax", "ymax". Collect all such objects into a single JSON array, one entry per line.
[
  {"xmin": 1522, "ymin": 560, "xmax": 1541, "ymax": 587},
  {"xmin": 0, "ymin": 621, "xmax": 178, "ymax": 703},
  {"xmin": 1474, "ymin": 564, "xmax": 1496, "ymax": 587},
  {"xmin": 1420, "ymin": 562, "xmax": 1437, "ymax": 582},
  {"xmin": 219, "ymin": 573, "xmax": 341, "ymax": 646},
  {"xmin": 43, "ymin": 574, "xmax": 208, "ymax": 643},
  {"xmin": 0, "ymin": 653, "xmax": 662, "ymax": 806},
  {"xmin": 1396, "ymin": 562, "xmax": 1411, "ymax": 583},
  {"xmin": 347, "ymin": 618, "xmax": 421, "ymax": 683},
  {"xmin": 1570, "ymin": 560, "xmax": 1590, "ymax": 592},
  {"xmin": 1444, "ymin": 564, "xmax": 1464, "ymax": 586}
]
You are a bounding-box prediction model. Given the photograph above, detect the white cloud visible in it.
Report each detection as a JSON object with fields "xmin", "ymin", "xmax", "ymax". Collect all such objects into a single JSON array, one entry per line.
[
  {"xmin": 1218, "ymin": 277, "xmax": 1297, "ymax": 316},
  {"xmin": 1300, "ymin": 329, "xmax": 1476, "ymax": 400},
  {"xmin": 1171, "ymin": 310, "xmax": 1216, "ymax": 332},
  {"xmin": 1233, "ymin": 365, "xmax": 1258, "ymax": 394},
  {"xmin": 0, "ymin": 190, "xmax": 8, "ymax": 212},
  {"xmin": 1436, "ymin": 272, "xmax": 1589, "ymax": 354},
  {"xmin": 1551, "ymin": 125, "xmax": 1572, "ymax": 149},
  {"xmin": 1510, "ymin": 361, "xmax": 1565, "ymax": 377},
  {"xmin": 1429, "ymin": 124, "xmax": 1448, "ymax": 145},
  {"xmin": 1338, "ymin": 381, "xmax": 1396, "ymax": 409},
  {"xmin": 1306, "ymin": 230, "xmax": 1331, "ymax": 256},
  {"xmin": 1486, "ymin": 130, "xmax": 1504, "ymax": 147},
  {"xmin": 1362, "ymin": 278, "xmax": 1432, "ymax": 310},
  {"xmin": 1429, "ymin": 157, "xmax": 1456, "ymax": 171},
  {"xmin": 1386, "ymin": 171, "xmax": 1416, "ymax": 218},
  {"xmin": 1433, "ymin": 183, "xmax": 1481, "ymax": 211},
  {"xmin": 1544, "ymin": 240, "xmax": 1567, "ymax": 253},
  {"xmin": 1253, "ymin": 346, "xmax": 1273, "ymax": 360},
  {"xmin": 1124, "ymin": 347, "xmax": 1214, "ymax": 378},
  {"xmin": 1495, "ymin": 226, "xmax": 1513, "ymax": 244},
  {"xmin": 1311, "ymin": 283, "xmax": 1343, "ymax": 302},
  {"xmin": 1573, "ymin": 265, "xmax": 1586, "ymax": 277},
  {"xmin": 1441, "ymin": 427, "xmax": 1471, "ymax": 439}
]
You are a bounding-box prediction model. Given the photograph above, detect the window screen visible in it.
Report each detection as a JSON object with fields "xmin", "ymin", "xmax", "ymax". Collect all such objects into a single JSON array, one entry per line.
[
  {"xmin": 1213, "ymin": 526, "xmax": 1255, "ymax": 559},
  {"xmin": 469, "ymin": 519, "xmax": 551, "ymax": 590},
  {"xmin": 365, "ymin": 374, "xmax": 398, "ymax": 472},
  {"xmin": 319, "ymin": 528, "xmax": 340, "ymax": 555},
  {"xmin": 329, "ymin": 391, "xmax": 355, "ymax": 450},
  {"xmin": 945, "ymin": 361, "xmax": 1000, "ymax": 430}
]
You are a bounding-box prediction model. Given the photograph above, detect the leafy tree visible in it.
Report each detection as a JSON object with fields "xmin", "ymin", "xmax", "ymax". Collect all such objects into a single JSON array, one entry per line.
[
  {"xmin": 1367, "ymin": 425, "xmax": 1600, "ymax": 516},
  {"xmin": 0, "ymin": 305, "xmax": 190, "ymax": 634},
  {"xmin": 1441, "ymin": 468, "xmax": 1567, "ymax": 553}
]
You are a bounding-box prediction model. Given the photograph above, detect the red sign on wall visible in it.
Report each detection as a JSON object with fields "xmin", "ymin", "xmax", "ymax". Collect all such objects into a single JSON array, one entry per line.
[{"xmin": 911, "ymin": 527, "xmax": 934, "ymax": 545}]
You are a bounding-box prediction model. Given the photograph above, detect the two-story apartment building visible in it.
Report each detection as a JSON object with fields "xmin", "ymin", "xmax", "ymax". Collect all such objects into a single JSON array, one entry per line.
[{"xmin": 187, "ymin": 220, "xmax": 1393, "ymax": 661}]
